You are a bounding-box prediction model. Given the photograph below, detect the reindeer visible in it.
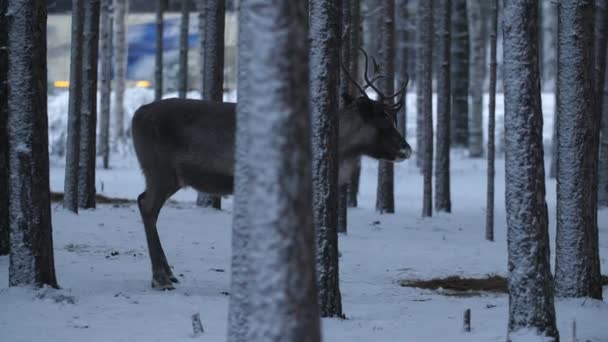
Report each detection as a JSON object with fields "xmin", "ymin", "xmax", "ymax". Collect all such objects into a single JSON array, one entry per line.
[{"xmin": 132, "ymin": 49, "xmax": 411, "ymax": 289}]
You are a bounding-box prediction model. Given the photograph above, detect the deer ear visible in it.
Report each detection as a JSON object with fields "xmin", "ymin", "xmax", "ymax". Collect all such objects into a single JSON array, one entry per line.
[{"xmin": 341, "ymin": 93, "xmax": 355, "ymax": 105}]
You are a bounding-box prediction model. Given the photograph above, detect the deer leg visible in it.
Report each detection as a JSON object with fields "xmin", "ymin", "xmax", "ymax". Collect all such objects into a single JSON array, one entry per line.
[{"xmin": 137, "ymin": 185, "xmax": 179, "ymax": 290}]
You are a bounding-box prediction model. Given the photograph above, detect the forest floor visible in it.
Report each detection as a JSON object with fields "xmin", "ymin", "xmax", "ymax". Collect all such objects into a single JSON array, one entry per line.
[{"xmin": 1, "ymin": 155, "xmax": 607, "ymax": 342}]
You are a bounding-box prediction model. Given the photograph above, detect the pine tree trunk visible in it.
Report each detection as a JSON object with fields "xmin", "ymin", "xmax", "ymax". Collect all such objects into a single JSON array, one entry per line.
[
  {"xmin": 0, "ymin": 0, "xmax": 8, "ymax": 256},
  {"xmin": 435, "ymin": 0, "xmax": 450, "ymax": 213},
  {"xmin": 503, "ymin": 1, "xmax": 558, "ymax": 339},
  {"xmin": 311, "ymin": 0, "xmax": 342, "ymax": 318},
  {"xmin": 6, "ymin": 0, "xmax": 58, "ymax": 288},
  {"xmin": 196, "ymin": 0, "xmax": 225, "ymax": 209},
  {"xmin": 346, "ymin": 0, "xmax": 361, "ymax": 209},
  {"xmin": 395, "ymin": 0, "xmax": 409, "ymax": 137},
  {"xmin": 555, "ymin": 0, "xmax": 602, "ymax": 300},
  {"xmin": 155, "ymin": 0, "xmax": 165, "ymax": 101},
  {"xmin": 178, "ymin": 0, "xmax": 189, "ymax": 99},
  {"xmin": 229, "ymin": 1, "xmax": 321, "ymax": 340},
  {"xmin": 78, "ymin": 0, "xmax": 101, "ymax": 209},
  {"xmin": 595, "ymin": 0, "xmax": 608, "ymax": 206},
  {"xmin": 99, "ymin": 0, "xmax": 112, "ymax": 169},
  {"xmin": 113, "ymin": 0, "xmax": 128, "ymax": 143},
  {"xmin": 450, "ymin": 0, "xmax": 469, "ymax": 148},
  {"xmin": 376, "ymin": 0, "xmax": 396, "ymax": 214},
  {"xmin": 485, "ymin": 0, "xmax": 497, "ymax": 241},
  {"xmin": 600, "ymin": 57, "xmax": 608, "ymax": 207},
  {"xmin": 64, "ymin": 0, "xmax": 85, "ymax": 213},
  {"xmin": 227, "ymin": 4, "xmax": 253, "ymax": 340},
  {"xmin": 541, "ymin": 0, "xmax": 557, "ymax": 91},
  {"xmin": 419, "ymin": 0, "xmax": 433, "ymax": 217},
  {"xmin": 466, "ymin": 0, "xmax": 486, "ymax": 158}
]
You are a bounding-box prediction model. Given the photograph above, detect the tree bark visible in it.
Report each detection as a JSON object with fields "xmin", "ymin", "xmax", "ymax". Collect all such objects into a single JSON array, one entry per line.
[
  {"xmin": 419, "ymin": 0, "xmax": 433, "ymax": 217},
  {"xmin": 99, "ymin": 0, "xmax": 112, "ymax": 169},
  {"xmin": 64, "ymin": 0, "xmax": 85, "ymax": 213},
  {"xmin": 78, "ymin": 0, "xmax": 101, "ymax": 209},
  {"xmin": 376, "ymin": 0, "xmax": 396, "ymax": 214},
  {"xmin": 503, "ymin": 1, "xmax": 559, "ymax": 339},
  {"xmin": 346, "ymin": 0, "xmax": 361, "ymax": 209},
  {"xmin": 435, "ymin": 0, "xmax": 451, "ymax": 213},
  {"xmin": 485, "ymin": 0, "xmax": 497, "ymax": 241},
  {"xmin": 395, "ymin": 0, "xmax": 409, "ymax": 137},
  {"xmin": 7, "ymin": 0, "xmax": 58, "ymax": 288},
  {"xmin": 466, "ymin": 0, "xmax": 486, "ymax": 158},
  {"xmin": 450, "ymin": 0, "xmax": 469, "ymax": 148},
  {"xmin": 196, "ymin": 0, "xmax": 225, "ymax": 209},
  {"xmin": 178, "ymin": 0, "xmax": 189, "ymax": 99},
  {"xmin": 113, "ymin": 0, "xmax": 128, "ymax": 143},
  {"xmin": 311, "ymin": 0, "xmax": 342, "ymax": 318},
  {"xmin": 0, "ymin": 0, "xmax": 8, "ymax": 255},
  {"xmin": 155, "ymin": 0, "xmax": 165, "ymax": 101},
  {"xmin": 554, "ymin": 0, "xmax": 602, "ymax": 300},
  {"xmin": 595, "ymin": 0, "xmax": 608, "ymax": 206},
  {"xmin": 229, "ymin": 1, "xmax": 321, "ymax": 341},
  {"xmin": 541, "ymin": 0, "xmax": 557, "ymax": 91}
]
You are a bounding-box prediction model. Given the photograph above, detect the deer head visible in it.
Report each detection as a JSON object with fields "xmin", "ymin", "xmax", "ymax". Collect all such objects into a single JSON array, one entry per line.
[{"xmin": 340, "ymin": 48, "xmax": 412, "ymax": 162}]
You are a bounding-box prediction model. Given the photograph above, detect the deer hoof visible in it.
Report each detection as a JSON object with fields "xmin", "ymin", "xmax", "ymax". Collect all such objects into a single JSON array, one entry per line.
[
  {"xmin": 170, "ymin": 275, "xmax": 179, "ymax": 283},
  {"xmin": 152, "ymin": 276, "xmax": 176, "ymax": 291}
]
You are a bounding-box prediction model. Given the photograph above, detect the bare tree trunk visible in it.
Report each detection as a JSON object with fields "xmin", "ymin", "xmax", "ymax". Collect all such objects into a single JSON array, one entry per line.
[
  {"xmin": 113, "ymin": 0, "xmax": 128, "ymax": 143},
  {"xmin": 228, "ymin": 1, "xmax": 321, "ymax": 341},
  {"xmin": 450, "ymin": 0, "xmax": 469, "ymax": 148},
  {"xmin": 503, "ymin": 1, "xmax": 558, "ymax": 339},
  {"xmin": 541, "ymin": 0, "xmax": 557, "ymax": 91},
  {"xmin": 467, "ymin": 0, "xmax": 486, "ymax": 158},
  {"xmin": 419, "ymin": 0, "xmax": 433, "ymax": 217},
  {"xmin": 7, "ymin": 0, "xmax": 58, "ymax": 288},
  {"xmin": 347, "ymin": 0, "xmax": 361, "ymax": 209},
  {"xmin": 311, "ymin": 0, "xmax": 342, "ymax": 317},
  {"xmin": 178, "ymin": 0, "xmax": 189, "ymax": 99},
  {"xmin": 376, "ymin": 0, "xmax": 396, "ymax": 214},
  {"xmin": 595, "ymin": 0, "xmax": 608, "ymax": 206},
  {"xmin": 99, "ymin": 0, "xmax": 113, "ymax": 169},
  {"xmin": 227, "ymin": 4, "xmax": 252, "ymax": 340},
  {"xmin": 555, "ymin": 0, "xmax": 602, "ymax": 300},
  {"xmin": 435, "ymin": 0, "xmax": 451, "ymax": 213},
  {"xmin": 78, "ymin": 0, "xmax": 101, "ymax": 209},
  {"xmin": 64, "ymin": 0, "xmax": 85, "ymax": 213},
  {"xmin": 600, "ymin": 54, "xmax": 608, "ymax": 207},
  {"xmin": 0, "ymin": 0, "xmax": 8, "ymax": 256},
  {"xmin": 196, "ymin": 0, "xmax": 225, "ymax": 209},
  {"xmin": 396, "ymin": 0, "xmax": 409, "ymax": 137},
  {"xmin": 485, "ymin": 0, "xmax": 497, "ymax": 241},
  {"xmin": 155, "ymin": 0, "xmax": 165, "ymax": 101}
]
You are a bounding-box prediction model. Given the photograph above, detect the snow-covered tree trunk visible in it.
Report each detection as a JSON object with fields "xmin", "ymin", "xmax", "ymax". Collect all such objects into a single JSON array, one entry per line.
[
  {"xmin": 155, "ymin": 0, "xmax": 165, "ymax": 101},
  {"xmin": 227, "ymin": 4, "xmax": 253, "ymax": 340},
  {"xmin": 347, "ymin": 0, "xmax": 361, "ymax": 209},
  {"xmin": 486, "ymin": 0, "xmax": 497, "ymax": 242},
  {"xmin": 196, "ymin": 0, "xmax": 225, "ymax": 210},
  {"xmin": 419, "ymin": 0, "xmax": 433, "ymax": 217},
  {"xmin": 178, "ymin": 0, "xmax": 189, "ymax": 99},
  {"xmin": 450, "ymin": 0, "xmax": 469, "ymax": 148},
  {"xmin": 466, "ymin": 0, "xmax": 486, "ymax": 158},
  {"xmin": 376, "ymin": 0, "xmax": 396, "ymax": 214},
  {"xmin": 78, "ymin": 0, "xmax": 101, "ymax": 209},
  {"xmin": 396, "ymin": 0, "xmax": 409, "ymax": 137},
  {"xmin": 541, "ymin": 0, "xmax": 557, "ymax": 91},
  {"xmin": 595, "ymin": 0, "xmax": 608, "ymax": 206},
  {"xmin": 7, "ymin": 0, "xmax": 58, "ymax": 288},
  {"xmin": 64, "ymin": 0, "xmax": 85, "ymax": 213},
  {"xmin": 99, "ymin": 0, "xmax": 112, "ymax": 169},
  {"xmin": 600, "ymin": 60, "xmax": 608, "ymax": 207},
  {"xmin": 0, "ymin": 0, "xmax": 8, "ymax": 256},
  {"xmin": 555, "ymin": 0, "xmax": 603, "ymax": 300},
  {"xmin": 503, "ymin": 1, "xmax": 558, "ymax": 339},
  {"xmin": 311, "ymin": 0, "xmax": 342, "ymax": 317},
  {"xmin": 229, "ymin": 1, "xmax": 321, "ymax": 341},
  {"xmin": 435, "ymin": 0, "xmax": 450, "ymax": 213},
  {"xmin": 113, "ymin": 0, "xmax": 128, "ymax": 143}
]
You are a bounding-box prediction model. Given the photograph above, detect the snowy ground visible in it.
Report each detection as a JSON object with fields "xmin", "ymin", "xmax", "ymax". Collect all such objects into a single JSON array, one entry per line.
[{"xmin": 0, "ymin": 154, "xmax": 606, "ymax": 342}]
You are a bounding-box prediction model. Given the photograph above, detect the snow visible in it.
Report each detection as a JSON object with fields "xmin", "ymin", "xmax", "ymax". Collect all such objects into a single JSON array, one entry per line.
[{"xmin": 1, "ymin": 89, "xmax": 605, "ymax": 341}]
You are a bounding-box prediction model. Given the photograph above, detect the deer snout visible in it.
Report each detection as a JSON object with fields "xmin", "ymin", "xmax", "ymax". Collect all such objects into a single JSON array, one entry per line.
[{"xmin": 395, "ymin": 140, "xmax": 412, "ymax": 161}]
